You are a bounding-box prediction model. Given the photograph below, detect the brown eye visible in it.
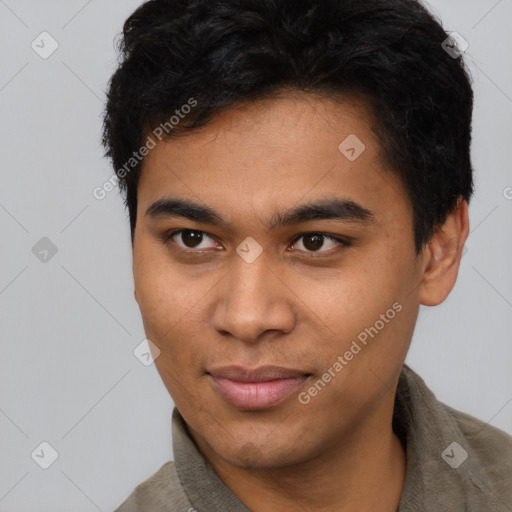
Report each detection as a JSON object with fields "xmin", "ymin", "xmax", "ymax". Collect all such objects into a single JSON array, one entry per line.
[
  {"xmin": 302, "ymin": 234, "xmax": 325, "ymax": 251},
  {"xmin": 180, "ymin": 230, "xmax": 204, "ymax": 248},
  {"xmin": 291, "ymin": 232, "xmax": 346, "ymax": 253},
  {"xmin": 168, "ymin": 230, "xmax": 219, "ymax": 251}
]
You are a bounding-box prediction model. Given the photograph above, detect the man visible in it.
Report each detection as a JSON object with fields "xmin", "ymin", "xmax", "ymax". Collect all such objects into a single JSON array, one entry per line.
[{"xmin": 102, "ymin": 0, "xmax": 512, "ymax": 510}]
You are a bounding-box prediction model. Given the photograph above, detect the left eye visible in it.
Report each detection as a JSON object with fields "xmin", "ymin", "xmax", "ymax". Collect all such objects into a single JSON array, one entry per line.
[{"xmin": 290, "ymin": 233, "xmax": 345, "ymax": 253}]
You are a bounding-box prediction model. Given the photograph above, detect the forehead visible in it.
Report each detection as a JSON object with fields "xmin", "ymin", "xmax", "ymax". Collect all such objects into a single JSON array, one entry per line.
[
  {"xmin": 144, "ymin": 91, "xmax": 378, "ymax": 161},
  {"xmin": 137, "ymin": 91, "xmax": 408, "ymax": 227}
]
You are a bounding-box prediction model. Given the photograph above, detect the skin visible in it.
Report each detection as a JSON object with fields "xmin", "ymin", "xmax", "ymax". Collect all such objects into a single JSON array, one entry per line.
[{"xmin": 132, "ymin": 90, "xmax": 469, "ymax": 511}]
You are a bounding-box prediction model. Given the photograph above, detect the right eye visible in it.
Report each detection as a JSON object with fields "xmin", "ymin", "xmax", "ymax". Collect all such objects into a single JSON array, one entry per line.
[{"xmin": 165, "ymin": 229, "xmax": 222, "ymax": 252}]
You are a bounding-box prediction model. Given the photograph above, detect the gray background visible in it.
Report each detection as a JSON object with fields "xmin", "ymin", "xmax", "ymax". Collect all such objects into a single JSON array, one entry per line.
[{"xmin": 0, "ymin": 0, "xmax": 511, "ymax": 510}]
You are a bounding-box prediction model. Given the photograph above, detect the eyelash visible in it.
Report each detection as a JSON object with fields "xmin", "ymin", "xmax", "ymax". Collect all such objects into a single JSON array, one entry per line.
[{"xmin": 161, "ymin": 229, "xmax": 350, "ymax": 256}]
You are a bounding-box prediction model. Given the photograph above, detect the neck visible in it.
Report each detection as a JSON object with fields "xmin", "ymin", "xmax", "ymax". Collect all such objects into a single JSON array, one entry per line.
[{"xmin": 190, "ymin": 392, "xmax": 407, "ymax": 512}]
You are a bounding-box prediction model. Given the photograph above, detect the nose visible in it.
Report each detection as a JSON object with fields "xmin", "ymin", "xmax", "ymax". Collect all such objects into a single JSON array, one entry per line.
[{"xmin": 211, "ymin": 253, "xmax": 296, "ymax": 343}]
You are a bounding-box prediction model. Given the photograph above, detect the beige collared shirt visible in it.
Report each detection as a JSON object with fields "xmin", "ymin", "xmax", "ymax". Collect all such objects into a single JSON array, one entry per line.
[{"xmin": 115, "ymin": 365, "xmax": 512, "ymax": 511}]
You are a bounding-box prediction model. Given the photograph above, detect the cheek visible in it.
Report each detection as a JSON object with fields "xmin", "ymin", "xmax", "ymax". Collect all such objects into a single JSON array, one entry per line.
[
  {"xmin": 339, "ymin": 257, "xmax": 418, "ymax": 374},
  {"xmin": 134, "ymin": 274, "xmax": 181, "ymax": 363},
  {"xmin": 134, "ymin": 243, "xmax": 193, "ymax": 327},
  {"xmin": 133, "ymin": 251, "xmax": 212, "ymax": 371},
  {"xmin": 135, "ymin": 265, "xmax": 204, "ymax": 398},
  {"xmin": 297, "ymin": 260, "xmax": 400, "ymax": 336},
  {"xmin": 301, "ymin": 247, "xmax": 417, "ymax": 371}
]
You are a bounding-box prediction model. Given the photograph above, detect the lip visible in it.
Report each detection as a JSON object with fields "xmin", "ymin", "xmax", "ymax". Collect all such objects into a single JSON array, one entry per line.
[{"xmin": 207, "ymin": 366, "xmax": 310, "ymax": 410}]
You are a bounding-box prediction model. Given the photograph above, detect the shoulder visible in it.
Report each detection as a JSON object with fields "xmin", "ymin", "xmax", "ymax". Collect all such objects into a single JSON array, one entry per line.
[
  {"xmin": 398, "ymin": 365, "xmax": 512, "ymax": 509},
  {"xmin": 443, "ymin": 402, "xmax": 512, "ymax": 491},
  {"xmin": 114, "ymin": 461, "xmax": 193, "ymax": 512},
  {"xmin": 427, "ymin": 385, "xmax": 512, "ymax": 507}
]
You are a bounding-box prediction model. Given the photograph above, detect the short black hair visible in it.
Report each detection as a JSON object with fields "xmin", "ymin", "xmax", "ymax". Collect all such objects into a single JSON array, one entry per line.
[{"xmin": 102, "ymin": 0, "xmax": 474, "ymax": 253}]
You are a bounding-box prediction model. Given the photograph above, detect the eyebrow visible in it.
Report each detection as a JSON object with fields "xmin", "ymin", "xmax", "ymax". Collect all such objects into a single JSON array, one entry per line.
[{"xmin": 145, "ymin": 196, "xmax": 374, "ymax": 230}]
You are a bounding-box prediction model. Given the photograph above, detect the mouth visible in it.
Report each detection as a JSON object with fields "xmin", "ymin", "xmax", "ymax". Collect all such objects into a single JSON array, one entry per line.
[{"xmin": 207, "ymin": 366, "xmax": 311, "ymax": 410}]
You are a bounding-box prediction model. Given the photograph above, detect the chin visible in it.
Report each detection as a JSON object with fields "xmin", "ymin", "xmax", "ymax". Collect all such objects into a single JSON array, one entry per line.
[
  {"xmin": 199, "ymin": 418, "xmax": 314, "ymax": 470},
  {"xmin": 216, "ymin": 440, "xmax": 306, "ymax": 470}
]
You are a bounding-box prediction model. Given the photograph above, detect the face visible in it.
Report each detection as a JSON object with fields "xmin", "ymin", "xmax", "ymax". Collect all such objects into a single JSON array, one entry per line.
[{"xmin": 132, "ymin": 91, "xmax": 425, "ymax": 470}]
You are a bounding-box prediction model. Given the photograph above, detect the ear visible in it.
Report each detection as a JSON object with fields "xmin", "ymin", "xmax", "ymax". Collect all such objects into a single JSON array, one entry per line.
[{"xmin": 418, "ymin": 198, "xmax": 469, "ymax": 306}]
